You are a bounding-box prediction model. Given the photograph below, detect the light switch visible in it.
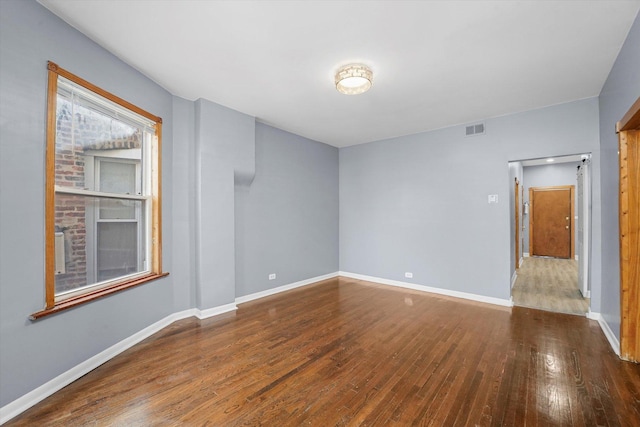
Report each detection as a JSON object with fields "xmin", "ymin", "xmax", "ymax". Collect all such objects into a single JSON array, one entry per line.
[{"xmin": 488, "ymin": 194, "xmax": 499, "ymax": 204}]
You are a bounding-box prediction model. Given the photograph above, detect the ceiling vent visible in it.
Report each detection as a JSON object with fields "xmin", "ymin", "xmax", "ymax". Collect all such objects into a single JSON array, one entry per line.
[{"xmin": 465, "ymin": 123, "xmax": 485, "ymax": 136}]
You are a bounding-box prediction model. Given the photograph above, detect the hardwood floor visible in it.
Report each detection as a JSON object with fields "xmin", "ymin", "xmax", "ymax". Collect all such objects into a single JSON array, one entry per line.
[
  {"xmin": 512, "ymin": 257, "xmax": 589, "ymax": 315},
  {"xmin": 7, "ymin": 277, "xmax": 639, "ymax": 426}
]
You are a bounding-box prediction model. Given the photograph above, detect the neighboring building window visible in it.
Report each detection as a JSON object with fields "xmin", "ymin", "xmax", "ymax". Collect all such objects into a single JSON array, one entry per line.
[{"xmin": 33, "ymin": 62, "xmax": 167, "ymax": 319}]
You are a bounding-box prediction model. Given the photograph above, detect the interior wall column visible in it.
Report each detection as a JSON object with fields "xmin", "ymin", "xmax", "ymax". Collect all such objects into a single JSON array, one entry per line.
[{"xmin": 194, "ymin": 99, "xmax": 255, "ymax": 310}]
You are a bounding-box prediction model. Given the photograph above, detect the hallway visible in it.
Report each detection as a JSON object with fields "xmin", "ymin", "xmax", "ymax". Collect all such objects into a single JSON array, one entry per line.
[{"xmin": 512, "ymin": 256, "xmax": 589, "ymax": 315}]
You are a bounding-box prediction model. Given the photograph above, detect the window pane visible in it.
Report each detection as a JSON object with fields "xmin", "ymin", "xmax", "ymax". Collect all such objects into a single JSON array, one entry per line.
[
  {"xmin": 98, "ymin": 160, "xmax": 137, "ymax": 219},
  {"xmin": 99, "ymin": 199, "xmax": 136, "ymax": 220},
  {"xmin": 54, "ymin": 193, "xmax": 146, "ymax": 295},
  {"xmin": 97, "ymin": 222, "xmax": 138, "ymax": 283},
  {"xmin": 54, "ymin": 193, "xmax": 89, "ymax": 294},
  {"xmin": 99, "ymin": 161, "xmax": 137, "ymax": 194},
  {"xmin": 55, "ymin": 94, "xmax": 142, "ymax": 192}
]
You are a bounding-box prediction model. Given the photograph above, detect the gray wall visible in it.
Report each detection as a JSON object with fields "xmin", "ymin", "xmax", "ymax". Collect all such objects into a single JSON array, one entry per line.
[
  {"xmin": 522, "ymin": 162, "xmax": 582, "ymax": 254},
  {"xmin": 598, "ymin": 11, "xmax": 640, "ymax": 340},
  {"xmin": 0, "ymin": 0, "xmax": 178, "ymax": 406},
  {"xmin": 172, "ymin": 97, "xmax": 197, "ymax": 311},
  {"xmin": 193, "ymin": 98, "xmax": 255, "ymax": 309},
  {"xmin": 235, "ymin": 123, "xmax": 339, "ymax": 297},
  {"xmin": 0, "ymin": 0, "xmax": 340, "ymax": 409},
  {"xmin": 340, "ymin": 98, "xmax": 601, "ymax": 304}
]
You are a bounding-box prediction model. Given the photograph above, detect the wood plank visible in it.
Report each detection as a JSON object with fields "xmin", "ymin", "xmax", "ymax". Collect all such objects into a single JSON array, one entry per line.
[
  {"xmin": 620, "ymin": 129, "xmax": 640, "ymax": 362},
  {"xmin": 617, "ymin": 96, "xmax": 640, "ymax": 133},
  {"xmin": 6, "ymin": 278, "xmax": 640, "ymax": 426},
  {"xmin": 44, "ymin": 65, "xmax": 58, "ymax": 309}
]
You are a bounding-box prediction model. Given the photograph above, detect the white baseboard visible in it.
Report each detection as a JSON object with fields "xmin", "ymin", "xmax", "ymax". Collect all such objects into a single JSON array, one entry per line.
[
  {"xmin": 523, "ymin": 252, "xmax": 530, "ymax": 257},
  {"xmin": 235, "ymin": 272, "xmax": 338, "ymax": 305},
  {"xmin": 519, "ymin": 257, "xmax": 524, "ymax": 267},
  {"xmin": 511, "ymin": 271, "xmax": 518, "ymax": 289},
  {"xmin": 194, "ymin": 303, "xmax": 237, "ymax": 319},
  {"xmin": 0, "ymin": 308, "xmax": 199, "ymax": 424},
  {"xmin": 587, "ymin": 311, "xmax": 620, "ymax": 356},
  {"xmin": 338, "ymin": 271, "xmax": 513, "ymax": 308}
]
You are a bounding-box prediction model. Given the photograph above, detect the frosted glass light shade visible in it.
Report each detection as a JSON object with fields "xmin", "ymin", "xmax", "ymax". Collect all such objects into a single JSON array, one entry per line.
[{"xmin": 335, "ymin": 64, "xmax": 373, "ymax": 95}]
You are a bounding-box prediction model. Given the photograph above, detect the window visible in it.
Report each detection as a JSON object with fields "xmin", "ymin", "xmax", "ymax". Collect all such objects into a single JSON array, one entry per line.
[{"xmin": 32, "ymin": 62, "xmax": 167, "ymax": 319}]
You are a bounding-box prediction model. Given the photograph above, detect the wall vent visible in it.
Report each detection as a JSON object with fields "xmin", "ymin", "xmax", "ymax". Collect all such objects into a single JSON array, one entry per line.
[{"xmin": 465, "ymin": 123, "xmax": 485, "ymax": 136}]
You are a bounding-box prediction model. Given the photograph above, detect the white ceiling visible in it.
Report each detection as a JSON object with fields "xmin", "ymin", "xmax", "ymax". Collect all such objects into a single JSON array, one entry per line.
[{"xmin": 38, "ymin": 0, "xmax": 640, "ymax": 148}]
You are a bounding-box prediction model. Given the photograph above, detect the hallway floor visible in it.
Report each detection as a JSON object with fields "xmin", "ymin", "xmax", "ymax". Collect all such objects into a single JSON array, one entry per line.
[{"xmin": 512, "ymin": 256, "xmax": 589, "ymax": 315}]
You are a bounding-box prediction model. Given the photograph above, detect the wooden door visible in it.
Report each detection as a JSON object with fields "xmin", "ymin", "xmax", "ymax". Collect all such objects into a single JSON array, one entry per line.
[
  {"xmin": 618, "ymin": 96, "xmax": 640, "ymax": 362},
  {"xmin": 529, "ymin": 186, "xmax": 575, "ymax": 259},
  {"xmin": 515, "ymin": 178, "xmax": 520, "ymax": 269}
]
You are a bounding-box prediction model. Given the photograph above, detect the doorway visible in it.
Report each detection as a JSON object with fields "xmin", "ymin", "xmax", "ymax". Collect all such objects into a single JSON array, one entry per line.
[
  {"xmin": 509, "ymin": 154, "xmax": 591, "ymax": 316},
  {"xmin": 515, "ymin": 178, "xmax": 520, "ymax": 270}
]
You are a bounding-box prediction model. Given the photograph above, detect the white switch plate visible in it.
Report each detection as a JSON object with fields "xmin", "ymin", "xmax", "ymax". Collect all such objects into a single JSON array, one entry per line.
[
  {"xmin": 268, "ymin": 273, "xmax": 276, "ymax": 280},
  {"xmin": 488, "ymin": 194, "xmax": 499, "ymax": 204},
  {"xmin": 405, "ymin": 272, "xmax": 413, "ymax": 279}
]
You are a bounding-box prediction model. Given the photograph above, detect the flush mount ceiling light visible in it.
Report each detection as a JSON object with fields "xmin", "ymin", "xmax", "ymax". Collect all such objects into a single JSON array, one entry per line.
[{"xmin": 335, "ymin": 64, "xmax": 373, "ymax": 95}]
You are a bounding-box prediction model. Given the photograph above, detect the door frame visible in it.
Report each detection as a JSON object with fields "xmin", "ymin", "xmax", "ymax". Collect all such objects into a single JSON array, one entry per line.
[
  {"xmin": 618, "ymin": 96, "xmax": 640, "ymax": 362},
  {"xmin": 529, "ymin": 185, "xmax": 575, "ymax": 259},
  {"xmin": 515, "ymin": 178, "xmax": 520, "ymax": 269},
  {"xmin": 577, "ymin": 159, "xmax": 591, "ymax": 298}
]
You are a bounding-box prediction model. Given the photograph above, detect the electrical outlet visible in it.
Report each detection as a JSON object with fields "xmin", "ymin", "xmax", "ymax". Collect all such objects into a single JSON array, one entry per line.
[
  {"xmin": 268, "ymin": 273, "xmax": 276, "ymax": 280},
  {"xmin": 405, "ymin": 272, "xmax": 413, "ymax": 279}
]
